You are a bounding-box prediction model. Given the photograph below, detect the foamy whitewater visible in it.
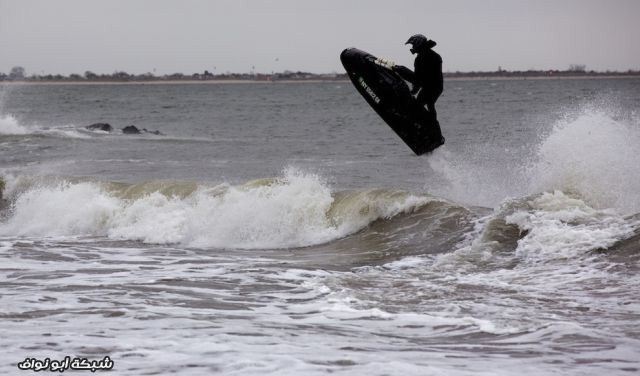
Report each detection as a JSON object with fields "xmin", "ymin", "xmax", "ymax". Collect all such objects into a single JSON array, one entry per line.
[
  {"xmin": 1, "ymin": 79, "xmax": 639, "ymax": 375},
  {"xmin": 0, "ymin": 113, "xmax": 29, "ymax": 135}
]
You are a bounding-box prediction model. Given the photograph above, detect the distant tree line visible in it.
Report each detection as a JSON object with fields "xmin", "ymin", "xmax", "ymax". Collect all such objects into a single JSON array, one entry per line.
[
  {"xmin": 1, "ymin": 65, "xmax": 639, "ymax": 82},
  {"xmin": 443, "ymin": 64, "xmax": 640, "ymax": 78},
  {"xmin": 0, "ymin": 66, "xmax": 346, "ymax": 82}
]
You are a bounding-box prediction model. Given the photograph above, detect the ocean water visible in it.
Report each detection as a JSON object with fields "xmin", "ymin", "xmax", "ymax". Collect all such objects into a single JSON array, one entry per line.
[{"xmin": 1, "ymin": 78, "xmax": 639, "ymax": 375}]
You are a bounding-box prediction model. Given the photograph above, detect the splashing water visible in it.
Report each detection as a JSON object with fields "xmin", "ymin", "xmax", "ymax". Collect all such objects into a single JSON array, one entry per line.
[
  {"xmin": 428, "ymin": 108, "xmax": 640, "ymax": 213},
  {"xmin": 0, "ymin": 114, "xmax": 30, "ymax": 135},
  {"xmin": 528, "ymin": 110, "xmax": 640, "ymax": 213}
]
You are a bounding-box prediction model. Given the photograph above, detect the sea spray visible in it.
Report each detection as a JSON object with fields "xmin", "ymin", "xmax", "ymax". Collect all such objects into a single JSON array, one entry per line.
[
  {"xmin": 0, "ymin": 114, "xmax": 30, "ymax": 135},
  {"xmin": 527, "ymin": 110, "xmax": 640, "ymax": 213},
  {"xmin": 425, "ymin": 142, "xmax": 532, "ymax": 208},
  {"xmin": 427, "ymin": 108, "xmax": 640, "ymax": 213}
]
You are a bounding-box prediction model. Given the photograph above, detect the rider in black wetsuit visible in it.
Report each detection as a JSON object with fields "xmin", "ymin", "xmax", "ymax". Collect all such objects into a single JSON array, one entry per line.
[{"xmin": 394, "ymin": 34, "xmax": 444, "ymax": 146}]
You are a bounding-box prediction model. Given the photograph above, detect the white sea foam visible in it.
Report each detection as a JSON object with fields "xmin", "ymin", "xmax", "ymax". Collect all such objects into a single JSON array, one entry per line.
[
  {"xmin": 0, "ymin": 114, "xmax": 30, "ymax": 135},
  {"xmin": 0, "ymin": 181, "xmax": 120, "ymax": 237},
  {"xmin": 0, "ymin": 240, "xmax": 13, "ymax": 252},
  {"xmin": 505, "ymin": 190, "xmax": 636, "ymax": 262},
  {"xmin": 0, "ymin": 169, "xmax": 427, "ymax": 248}
]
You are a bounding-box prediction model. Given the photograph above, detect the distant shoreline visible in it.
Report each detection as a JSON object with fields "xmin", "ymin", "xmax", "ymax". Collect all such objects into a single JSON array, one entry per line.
[
  {"xmin": 1, "ymin": 75, "xmax": 639, "ymax": 86},
  {"xmin": 0, "ymin": 75, "xmax": 640, "ymax": 86}
]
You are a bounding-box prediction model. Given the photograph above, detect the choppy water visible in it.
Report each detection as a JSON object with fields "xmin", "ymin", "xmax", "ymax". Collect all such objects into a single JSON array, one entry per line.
[{"xmin": 1, "ymin": 79, "xmax": 640, "ymax": 375}]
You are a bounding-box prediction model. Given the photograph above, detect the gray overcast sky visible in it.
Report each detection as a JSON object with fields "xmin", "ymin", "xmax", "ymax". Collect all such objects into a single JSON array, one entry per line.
[{"xmin": 1, "ymin": 0, "xmax": 639, "ymax": 75}]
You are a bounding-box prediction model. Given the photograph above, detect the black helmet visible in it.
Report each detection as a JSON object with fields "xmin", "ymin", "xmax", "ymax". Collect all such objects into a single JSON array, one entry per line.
[
  {"xmin": 406, "ymin": 34, "xmax": 428, "ymax": 49},
  {"xmin": 406, "ymin": 34, "xmax": 436, "ymax": 54}
]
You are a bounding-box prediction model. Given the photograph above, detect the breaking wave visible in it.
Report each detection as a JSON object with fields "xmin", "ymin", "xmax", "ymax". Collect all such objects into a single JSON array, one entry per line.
[
  {"xmin": 0, "ymin": 172, "xmax": 637, "ymax": 263},
  {"xmin": 0, "ymin": 169, "xmax": 432, "ymax": 249}
]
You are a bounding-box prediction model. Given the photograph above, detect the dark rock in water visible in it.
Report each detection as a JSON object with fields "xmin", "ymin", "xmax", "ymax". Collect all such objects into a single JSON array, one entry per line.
[
  {"xmin": 87, "ymin": 123, "xmax": 162, "ymax": 135},
  {"xmin": 122, "ymin": 125, "xmax": 141, "ymax": 134},
  {"xmin": 142, "ymin": 128, "xmax": 163, "ymax": 136},
  {"xmin": 121, "ymin": 125, "xmax": 163, "ymax": 135},
  {"xmin": 86, "ymin": 123, "xmax": 113, "ymax": 132}
]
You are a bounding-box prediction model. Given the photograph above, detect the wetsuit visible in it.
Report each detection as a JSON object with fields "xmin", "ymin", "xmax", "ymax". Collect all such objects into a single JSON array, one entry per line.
[
  {"xmin": 394, "ymin": 43, "xmax": 444, "ymax": 144},
  {"xmin": 413, "ymin": 47, "xmax": 443, "ymax": 121}
]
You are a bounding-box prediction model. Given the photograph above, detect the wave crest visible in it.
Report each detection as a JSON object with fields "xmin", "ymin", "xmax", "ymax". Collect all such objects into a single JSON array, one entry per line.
[{"xmin": 0, "ymin": 170, "xmax": 430, "ymax": 249}]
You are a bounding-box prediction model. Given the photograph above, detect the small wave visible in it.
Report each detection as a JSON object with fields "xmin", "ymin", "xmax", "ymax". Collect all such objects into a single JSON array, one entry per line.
[
  {"xmin": 505, "ymin": 190, "xmax": 637, "ymax": 262},
  {"xmin": 434, "ymin": 190, "xmax": 638, "ymax": 270}
]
